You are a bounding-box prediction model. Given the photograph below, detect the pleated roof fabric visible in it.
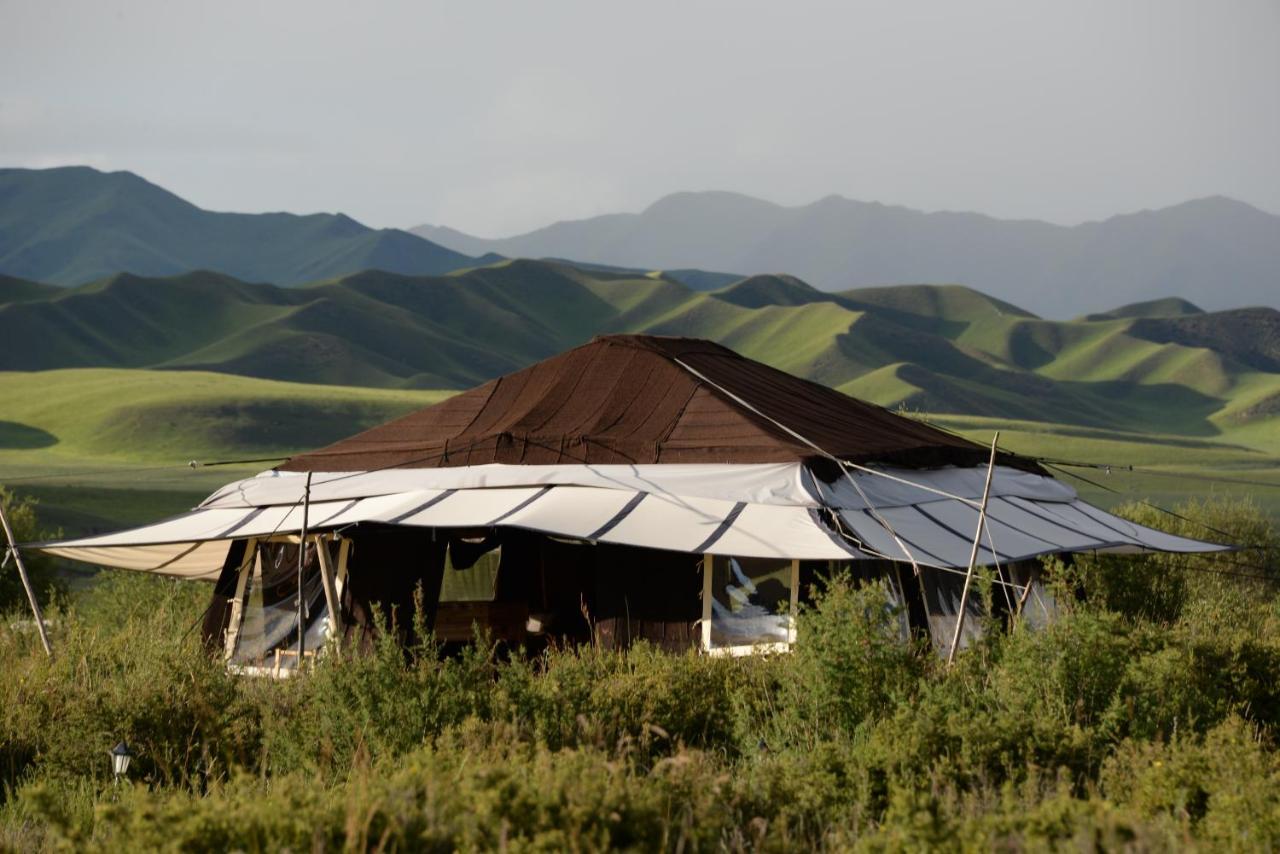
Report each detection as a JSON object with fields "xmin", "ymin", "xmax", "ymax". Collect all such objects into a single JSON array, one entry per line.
[{"xmin": 280, "ymin": 335, "xmax": 1008, "ymax": 473}]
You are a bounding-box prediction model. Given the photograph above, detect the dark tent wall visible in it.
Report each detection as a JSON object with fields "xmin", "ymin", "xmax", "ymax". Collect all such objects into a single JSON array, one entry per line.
[
  {"xmin": 341, "ymin": 524, "xmax": 448, "ymax": 652},
  {"xmin": 592, "ymin": 544, "xmax": 702, "ymax": 651}
]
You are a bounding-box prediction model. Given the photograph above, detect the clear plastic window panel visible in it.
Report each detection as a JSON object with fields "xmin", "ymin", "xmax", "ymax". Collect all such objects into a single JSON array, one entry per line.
[
  {"xmin": 230, "ymin": 541, "xmax": 335, "ymax": 671},
  {"xmin": 708, "ymin": 556, "xmax": 794, "ymax": 649}
]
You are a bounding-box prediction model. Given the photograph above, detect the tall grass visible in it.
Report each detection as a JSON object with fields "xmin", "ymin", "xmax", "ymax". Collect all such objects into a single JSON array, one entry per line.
[{"xmin": 2, "ymin": 497, "xmax": 1278, "ymax": 850}]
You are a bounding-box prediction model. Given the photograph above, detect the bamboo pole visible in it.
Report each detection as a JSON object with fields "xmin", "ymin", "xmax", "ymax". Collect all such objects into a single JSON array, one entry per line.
[
  {"xmin": 296, "ymin": 472, "xmax": 312, "ymax": 666},
  {"xmin": 946, "ymin": 432, "xmax": 1000, "ymax": 666},
  {"xmin": 0, "ymin": 501, "xmax": 52, "ymax": 657},
  {"xmin": 314, "ymin": 534, "xmax": 344, "ymax": 652},
  {"xmin": 1015, "ymin": 567, "xmax": 1036, "ymax": 616}
]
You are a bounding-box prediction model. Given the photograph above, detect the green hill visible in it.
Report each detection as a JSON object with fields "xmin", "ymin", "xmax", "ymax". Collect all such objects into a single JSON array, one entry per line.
[
  {"xmin": 0, "ymin": 166, "xmax": 476, "ymax": 286},
  {"xmin": 1080, "ymin": 296, "xmax": 1205, "ymax": 321},
  {"xmin": 2, "ymin": 261, "xmax": 1277, "ymax": 448},
  {"xmin": 0, "ymin": 273, "xmax": 60, "ymax": 302},
  {"xmin": 3, "ymin": 264, "xmax": 1279, "ymax": 529}
]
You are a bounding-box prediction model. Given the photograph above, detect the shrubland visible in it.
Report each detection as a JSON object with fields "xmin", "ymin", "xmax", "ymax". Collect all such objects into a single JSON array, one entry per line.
[{"xmin": 1, "ymin": 496, "xmax": 1278, "ymax": 851}]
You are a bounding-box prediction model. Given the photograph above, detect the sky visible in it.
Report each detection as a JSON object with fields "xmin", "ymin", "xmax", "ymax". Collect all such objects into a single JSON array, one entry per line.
[{"xmin": 2, "ymin": 0, "xmax": 1277, "ymax": 236}]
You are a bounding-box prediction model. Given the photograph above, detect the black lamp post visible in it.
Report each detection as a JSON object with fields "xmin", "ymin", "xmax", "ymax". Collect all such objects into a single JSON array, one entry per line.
[{"xmin": 110, "ymin": 741, "xmax": 133, "ymax": 783}]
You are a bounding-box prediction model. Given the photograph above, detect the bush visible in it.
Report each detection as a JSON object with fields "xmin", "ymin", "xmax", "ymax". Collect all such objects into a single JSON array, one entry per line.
[
  {"xmin": 0, "ymin": 486, "xmax": 63, "ymax": 612},
  {"xmin": 4, "ymin": 497, "xmax": 1280, "ymax": 848}
]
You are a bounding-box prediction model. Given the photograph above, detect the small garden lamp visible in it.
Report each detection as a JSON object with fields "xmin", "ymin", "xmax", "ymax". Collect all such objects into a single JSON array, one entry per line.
[{"xmin": 110, "ymin": 741, "xmax": 133, "ymax": 783}]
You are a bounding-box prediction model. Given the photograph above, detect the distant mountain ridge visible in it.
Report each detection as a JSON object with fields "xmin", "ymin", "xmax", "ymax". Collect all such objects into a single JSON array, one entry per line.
[
  {"xmin": 0, "ymin": 166, "xmax": 477, "ymax": 285},
  {"xmin": 2, "ymin": 261, "xmax": 1277, "ymax": 443},
  {"xmin": 412, "ymin": 191, "xmax": 1280, "ymax": 317}
]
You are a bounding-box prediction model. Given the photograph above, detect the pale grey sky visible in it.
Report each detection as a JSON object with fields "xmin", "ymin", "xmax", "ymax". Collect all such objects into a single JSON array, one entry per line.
[{"xmin": 3, "ymin": 0, "xmax": 1277, "ymax": 235}]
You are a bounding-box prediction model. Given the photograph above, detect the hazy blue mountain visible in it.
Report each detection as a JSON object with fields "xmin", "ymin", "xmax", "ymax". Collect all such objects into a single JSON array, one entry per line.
[
  {"xmin": 412, "ymin": 192, "xmax": 1280, "ymax": 317},
  {"xmin": 0, "ymin": 166, "xmax": 475, "ymax": 286}
]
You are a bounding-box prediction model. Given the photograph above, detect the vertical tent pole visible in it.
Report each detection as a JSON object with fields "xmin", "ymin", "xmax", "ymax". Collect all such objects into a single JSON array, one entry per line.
[
  {"xmin": 0, "ymin": 502, "xmax": 52, "ymax": 657},
  {"xmin": 946, "ymin": 432, "xmax": 1000, "ymax": 667},
  {"xmin": 296, "ymin": 472, "xmax": 312, "ymax": 667},
  {"xmin": 700, "ymin": 554, "xmax": 713, "ymax": 652},
  {"xmin": 315, "ymin": 533, "xmax": 344, "ymax": 652}
]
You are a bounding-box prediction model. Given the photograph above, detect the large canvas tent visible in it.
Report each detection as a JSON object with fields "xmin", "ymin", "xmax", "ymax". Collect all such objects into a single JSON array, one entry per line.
[{"xmin": 26, "ymin": 335, "xmax": 1227, "ymax": 668}]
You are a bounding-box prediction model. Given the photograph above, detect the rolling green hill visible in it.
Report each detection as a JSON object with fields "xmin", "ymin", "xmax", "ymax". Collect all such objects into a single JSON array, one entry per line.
[
  {"xmin": 0, "ymin": 369, "xmax": 448, "ymax": 532},
  {"xmin": 2, "ymin": 260, "xmax": 1278, "ymax": 441},
  {"xmin": 0, "ymin": 166, "xmax": 476, "ymax": 286}
]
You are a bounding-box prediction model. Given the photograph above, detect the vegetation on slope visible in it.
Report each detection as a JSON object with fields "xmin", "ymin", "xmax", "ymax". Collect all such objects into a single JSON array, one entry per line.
[{"xmin": 3, "ymin": 261, "xmax": 1277, "ymax": 439}]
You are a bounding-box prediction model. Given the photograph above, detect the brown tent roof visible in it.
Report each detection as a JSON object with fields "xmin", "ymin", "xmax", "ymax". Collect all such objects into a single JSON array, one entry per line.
[{"xmin": 280, "ymin": 334, "xmax": 1021, "ymax": 475}]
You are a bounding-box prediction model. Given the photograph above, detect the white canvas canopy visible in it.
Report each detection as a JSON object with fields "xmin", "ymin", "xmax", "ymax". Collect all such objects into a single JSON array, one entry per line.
[{"xmin": 31, "ymin": 462, "xmax": 1226, "ymax": 580}]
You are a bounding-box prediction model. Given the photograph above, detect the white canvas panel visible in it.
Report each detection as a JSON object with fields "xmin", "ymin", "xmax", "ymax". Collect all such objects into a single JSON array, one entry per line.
[
  {"xmin": 390, "ymin": 487, "xmax": 548, "ymax": 529},
  {"xmin": 812, "ymin": 465, "xmax": 1077, "ymax": 511},
  {"xmin": 1059, "ymin": 501, "xmax": 1230, "ymax": 554},
  {"xmin": 707, "ymin": 505, "xmax": 860, "ymax": 559},
  {"xmin": 837, "ymin": 509, "xmax": 937, "ymax": 566},
  {"xmin": 496, "ymin": 487, "xmax": 644, "ymax": 540},
  {"xmin": 871, "ymin": 505, "xmax": 1002, "ymax": 568},
  {"xmin": 1003, "ymin": 497, "xmax": 1140, "ymax": 546},
  {"xmin": 983, "ymin": 497, "xmax": 1112, "ymax": 552},
  {"xmin": 40, "ymin": 540, "xmax": 231, "ymax": 580},
  {"xmin": 37, "ymin": 500, "xmax": 356, "ymax": 550},
  {"xmin": 914, "ymin": 498, "xmax": 1072, "ymax": 562},
  {"xmin": 593, "ymin": 492, "xmax": 731, "ymax": 553},
  {"xmin": 199, "ymin": 463, "xmax": 817, "ymax": 509}
]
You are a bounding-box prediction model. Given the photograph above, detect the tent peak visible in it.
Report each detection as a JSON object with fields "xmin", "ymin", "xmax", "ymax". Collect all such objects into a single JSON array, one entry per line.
[{"xmin": 278, "ymin": 334, "xmax": 1023, "ymax": 474}]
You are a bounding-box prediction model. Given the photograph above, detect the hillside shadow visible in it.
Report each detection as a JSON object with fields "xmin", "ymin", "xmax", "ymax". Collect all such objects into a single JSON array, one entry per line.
[{"xmin": 0, "ymin": 421, "xmax": 57, "ymax": 449}]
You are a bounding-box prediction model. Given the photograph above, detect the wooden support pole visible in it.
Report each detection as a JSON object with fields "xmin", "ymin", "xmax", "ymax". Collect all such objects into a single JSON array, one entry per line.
[
  {"xmin": 296, "ymin": 472, "xmax": 312, "ymax": 665},
  {"xmin": 223, "ymin": 539, "xmax": 257, "ymax": 663},
  {"xmin": 0, "ymin": 501, "xmax": 53, "ymax": 657},
  {"xmin": 1015, "ymin": 565, "xmax": 1036, "ymax": 616},
  {"xmin": 946, "ymin": 432, "xmax": 1000, "ymax": 667},
  {"xmin": 314, "ymin": 534, "xmax": 344, "ymax": 652}
]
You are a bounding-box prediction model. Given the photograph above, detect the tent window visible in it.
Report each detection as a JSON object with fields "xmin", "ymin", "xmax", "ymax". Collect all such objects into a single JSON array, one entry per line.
[
  {"xmin": 702, "ymin": 556, "xmax": 798, "ymax": 655},
  {"xmin": 227, "ymin": 539, "xmax": 342, "ymax": 673}
]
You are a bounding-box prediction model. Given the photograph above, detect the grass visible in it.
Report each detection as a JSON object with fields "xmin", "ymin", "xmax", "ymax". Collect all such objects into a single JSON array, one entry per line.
[{"xmin": 0, "ymin": 369, "xmax": 447, "ymax": 534}]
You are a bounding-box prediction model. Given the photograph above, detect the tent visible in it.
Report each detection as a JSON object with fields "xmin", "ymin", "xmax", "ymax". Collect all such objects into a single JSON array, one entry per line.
[{"xmin": 24, "ymin": 335, "xmax": 1227, "ymax": 669}]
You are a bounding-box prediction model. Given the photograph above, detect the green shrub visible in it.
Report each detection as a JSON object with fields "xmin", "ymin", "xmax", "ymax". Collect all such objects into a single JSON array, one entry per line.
[
  {"xmin": 1075, "ymin": 496, "xmax": 1279, "ymax": 627},
  {"xmin": 495, "ymin": 642, "xmax": 740, "ymax": 758},
  {"xmin": 0, "ymin": 573, "xmax": 258, "ymax": 793},
  {"xmin": 4, "ymin": 497, "xmax": 1280, "ymax": 849},
  {"xmin": 0, "ymin": 486, "xmax": 63, "ymax": 612},
  {"xmin": 742, "ymin": 575, "xmax": 926, "ymax": 751}
]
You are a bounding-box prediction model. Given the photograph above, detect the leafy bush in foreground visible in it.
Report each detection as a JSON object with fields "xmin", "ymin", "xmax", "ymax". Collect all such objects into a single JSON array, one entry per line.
[{"xmin": 1, "ymin": 497, "xmax": 1277, "ymax": 850}]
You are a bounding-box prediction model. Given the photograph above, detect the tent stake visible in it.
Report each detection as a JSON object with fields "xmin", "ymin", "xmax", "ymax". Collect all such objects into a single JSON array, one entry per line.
[
  {"xmin": 0, "ymin": 501, "xmax": 53, "ymax": 657},
  {"xmin": 946, "ymin": 432, "xmax": 999, "ymax": 667},
  {"xmin": 296, "ymin": 472, "xmax": 312, "ymax": 668}
]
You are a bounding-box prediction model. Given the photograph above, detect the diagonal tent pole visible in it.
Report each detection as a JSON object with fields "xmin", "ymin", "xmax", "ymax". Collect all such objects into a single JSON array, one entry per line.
[
  {"xmin": 296, "ymin": 471, "xmax": 312, "ymax": 668},
  {"xmin": 946, "ymin": 432, "xmax": 1000, "ymax": 667},
  {"xmin": 0, "ymin": 501, "xmax": 53, "ymax": 657},
  {"xmin": 314, "ymin": 533, "xmax": 344, "ymax": 654}
]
